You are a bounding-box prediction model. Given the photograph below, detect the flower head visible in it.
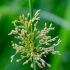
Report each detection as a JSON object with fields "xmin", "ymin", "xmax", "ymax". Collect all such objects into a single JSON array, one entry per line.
[{"xmin": 8, "ymin": 10, "xmax": 61, "ymax": 68}]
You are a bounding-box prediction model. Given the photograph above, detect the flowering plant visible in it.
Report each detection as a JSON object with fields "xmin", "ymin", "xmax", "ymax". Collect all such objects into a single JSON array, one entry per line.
[{"xmin": 8, "ymin": 10, "xmax": 61, "ymax": 68}]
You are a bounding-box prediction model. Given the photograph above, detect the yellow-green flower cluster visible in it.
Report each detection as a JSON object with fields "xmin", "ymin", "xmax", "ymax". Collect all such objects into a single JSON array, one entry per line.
[{"xmin": 8, "ymin": 10, "xmax": 61, "ymax": 68}]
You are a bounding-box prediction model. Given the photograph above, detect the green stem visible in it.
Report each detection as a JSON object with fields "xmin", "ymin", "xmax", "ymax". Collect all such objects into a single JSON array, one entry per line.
[
  {"xmin": 29, "ymin": 0, "xmax": 36, "ymax": 70},
  {"xmin": 33, "ymin": 55, "xmax": 36, "ymax": 70},
  {"xmin": 29, "ymin": 0, "xmax": 34, "ymax": 32}
]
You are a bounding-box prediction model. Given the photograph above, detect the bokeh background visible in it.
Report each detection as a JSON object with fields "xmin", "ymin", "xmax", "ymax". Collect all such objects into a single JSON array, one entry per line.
[{"xmin": 0, "ymin": 0, "xmax": 70, "ymax": 70}]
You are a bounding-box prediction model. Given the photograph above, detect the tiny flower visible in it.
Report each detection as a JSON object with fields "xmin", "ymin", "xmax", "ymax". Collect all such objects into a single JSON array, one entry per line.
[
  {"xmin": 46, "ymin": 63, "xmax": 51, "ymax": 67},
  {"xmin": 11, "ymin": 55, "xmax": 15, "ymax": 62},
  {"xmin": 16, "ymin": 59, "xmax": 21, "ymax": 62},
  {"xmin": 23, "ymin": 60, "xmax": 29, "ymax": 65},
  {"xmin": 31, "ymin": 63, "xmax": 33, "ymax": 68}
]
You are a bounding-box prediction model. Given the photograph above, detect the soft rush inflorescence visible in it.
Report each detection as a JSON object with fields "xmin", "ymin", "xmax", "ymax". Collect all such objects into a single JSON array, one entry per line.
[{"xmin": 8, "ymin": 10, "xmax": 61, "ymax": 68}]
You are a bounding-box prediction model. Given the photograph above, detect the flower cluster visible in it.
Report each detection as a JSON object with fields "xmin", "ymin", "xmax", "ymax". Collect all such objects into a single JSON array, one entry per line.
[{"xmin": 8, "ymin": 10, "xmax": 61, "ymax": 68}]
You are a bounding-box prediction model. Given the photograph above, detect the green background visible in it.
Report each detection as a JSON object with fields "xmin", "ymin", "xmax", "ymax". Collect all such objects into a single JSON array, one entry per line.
[{"xmin": 0, "ymin": 0, "xmax": 70, "ymax": 70}]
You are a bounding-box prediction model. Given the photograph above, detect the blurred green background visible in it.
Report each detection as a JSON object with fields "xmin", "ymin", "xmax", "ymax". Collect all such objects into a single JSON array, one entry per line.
[{"xmin": 0, "ymin": 0, "xmax": 70, "ymax": 70}]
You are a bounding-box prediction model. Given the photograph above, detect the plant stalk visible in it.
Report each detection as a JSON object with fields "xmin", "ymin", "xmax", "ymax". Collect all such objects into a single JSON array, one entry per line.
[
  {"xmin": 29, "ymin": 0, "xmax": 34, "ymax": 32},
  {"xmin": 29, "ymin": 0, "xmax": 36, "ymax": 70}
]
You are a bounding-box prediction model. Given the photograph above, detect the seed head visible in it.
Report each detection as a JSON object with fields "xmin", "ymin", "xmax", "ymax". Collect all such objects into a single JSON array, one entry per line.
[{"xmin": 8, "ymin": 10, "xmax": 61, "ymax": 68}]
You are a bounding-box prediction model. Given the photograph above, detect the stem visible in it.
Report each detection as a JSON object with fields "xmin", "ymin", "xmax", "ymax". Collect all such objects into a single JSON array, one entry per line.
[
  {"xmin": 29, "ymin": 0, "xmax": 36, "ymax": 70},
  {"xmin": 33, "ymin": 55, "xmax": 36, "ymax": 70},
  {"xmin": 29, "ymin": 0, "xmax": 34, "ymax": 32}
]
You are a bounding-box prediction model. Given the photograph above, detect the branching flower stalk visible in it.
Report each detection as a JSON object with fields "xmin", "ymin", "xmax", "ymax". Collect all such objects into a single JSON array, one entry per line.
[
  {"xmin": 8, "ymin": 9, "xmax": 61, "ymax": 69},
  {"xmin": 8, "ymin": 1, "xmax": 61, "ymax": 70}
]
